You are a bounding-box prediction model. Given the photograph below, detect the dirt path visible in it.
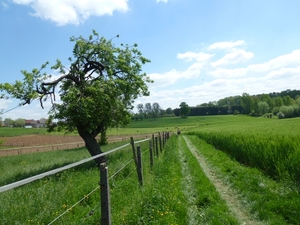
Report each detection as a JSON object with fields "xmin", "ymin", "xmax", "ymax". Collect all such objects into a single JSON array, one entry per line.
[{"xmin": 182, "ymin": 136, "xmax": 265, "ymax": 225}]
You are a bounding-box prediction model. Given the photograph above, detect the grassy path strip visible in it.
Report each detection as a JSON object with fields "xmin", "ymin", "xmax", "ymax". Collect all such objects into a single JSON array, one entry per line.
[
  {"xmin": 185, "ymin": 135, "xmax": 300, "ymax": 224},
  {"xmin": 178, "ymin": 135, "xmax": 239, "ymax": 224},
  {"xmin": 178, "ymin": 136, "xmax": 202, "ymax": 224},
  {"xmin": 182, "ymin": 135, "xmax": 264, "ymax": 225}
]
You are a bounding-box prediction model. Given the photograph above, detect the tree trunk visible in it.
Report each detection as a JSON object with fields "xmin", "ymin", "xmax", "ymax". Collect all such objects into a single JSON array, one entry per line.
[
  {"xmin": 77, "ymin": 127, "xmax": 106, "ymax": 165},
  {"xmin": 99, "ymin": 129, "xmax": 108, "ymax": 146}
]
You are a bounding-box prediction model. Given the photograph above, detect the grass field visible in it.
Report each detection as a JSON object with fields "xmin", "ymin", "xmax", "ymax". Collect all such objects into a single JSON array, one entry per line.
[{"xmin": 1, "ymin": 115, "xmax": 300, "ymax": 224}]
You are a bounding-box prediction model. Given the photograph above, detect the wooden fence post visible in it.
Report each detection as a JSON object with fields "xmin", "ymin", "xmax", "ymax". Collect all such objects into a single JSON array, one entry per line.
[
  {"xmin": 155, "ymin": 136, "xmax": 159, "ymax": 157},
  {"xmin": 159, "ymin": 133, "xmax": 162, "ymax": 153},
  {"xmin": 149, "ymin": 141, "xmax": 153, "ymax": 168},
  {"xmin": 100, "ymin": 163, "xmax": 111, "ymax": 225},
  {"xmin": 130, "ymin": 137, "xmax": 138, "ymax": 167},
  {"xmin": 137, "ymin": 146, "xmax": 143, "ymax": 186},
  {"xmin": 152, "ymin": 134, "xmax": 155, "ymax": 156}
]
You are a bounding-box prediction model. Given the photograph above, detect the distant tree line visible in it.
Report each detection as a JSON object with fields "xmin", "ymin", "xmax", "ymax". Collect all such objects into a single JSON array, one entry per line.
[
  {"xmin": 173, "ymin": 89, "xmax": 300, "ymax": 119},
  {"xmin": 0, "ymin": 117, "xmax": 25, "ymax": 127},
  {"xmin": 132, "ymin": 103, "xmax": 174, "ymax": 120},
  {"xmin": 0, "ymin": 117, "xmax": 47, "ymax": 127}
]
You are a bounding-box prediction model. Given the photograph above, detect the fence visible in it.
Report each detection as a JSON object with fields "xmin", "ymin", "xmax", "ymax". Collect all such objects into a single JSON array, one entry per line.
[
  {"xmin": 0, "ymin": 132, "xmax": 171, "ymax": 224},
  {"xmin": 0, "ymin": 134, "xmax": 152, "ymax": 157}
]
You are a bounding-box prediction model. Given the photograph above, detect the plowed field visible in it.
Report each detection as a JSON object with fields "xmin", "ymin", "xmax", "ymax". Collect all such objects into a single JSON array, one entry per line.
[{"xmin": 0, "ymin": 134, "xmax": 151, "ymax": 157}]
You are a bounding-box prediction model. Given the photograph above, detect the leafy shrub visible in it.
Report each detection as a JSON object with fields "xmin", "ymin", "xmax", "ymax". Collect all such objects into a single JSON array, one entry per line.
[
  {"xmin": 280, "ymin": 105, "xmax": 294, "ymax": 118},
  {"xmin": 277, "ymin": 112, "xmax": 285, "ymax": 119},
  {"xmin": 272, "ymin": 107, "xmax": 280, "ymax": 115},
  {"xmin": 0, "ymin": 139, "xmax": 3, "ymax": 146},
  {"xmin": 263, "ymin": 113, "xmax": 273, "ymax": 118},
  {"xmin": 249, "ymin": 111, "xmax": 260, "ymax": 117},
  {"xmin": 233, "ymin": 110, "xmax": 240, "ymax": 115}
]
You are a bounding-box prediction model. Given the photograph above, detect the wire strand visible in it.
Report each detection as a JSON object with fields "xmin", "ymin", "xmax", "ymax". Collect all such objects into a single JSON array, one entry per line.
[
  {"xmin": 109, "ymin": 158, "xmax": 134, "ymax": 180},
  {"xmin": 47, "ymin": 186, "xmax": 99, "ymax": 225},
  {"xmin": 0, "ymin": 103, "xmax": 22, "ymax": 115}
]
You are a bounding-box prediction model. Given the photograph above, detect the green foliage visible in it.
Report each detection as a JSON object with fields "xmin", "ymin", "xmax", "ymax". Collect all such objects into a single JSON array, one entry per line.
[
  {"xmin": 0, "ymin": 30, "xmax": 152, "ymax": 135},
  {"xmin": 14, "ymin": 118, "xmax": 25, "ymax": 127},
  {"xmin": 277, "ymin": 111, "xmax": 285, "ymax": 119},
  {"xmin": 257, "ymin": 101, "xmax": 270, "ymax": 115},
  {"xmin": 187, "ymin": 117, "xmax": 300, "ymax": 185},
  {"xmin": 233, "ymin": 110, "xmax": 239, "ymax": 115},
  {"xmin": 179, "ymin": 102, "xmax": 190, "ymax": 117},
  {"xmin": 187, "ymin": 136, "xmax": 300, "ymax": 224},
  {"xmin": 280, "ymin": 105, "xmax": 294, "ymax": 118},
  {"xmin": 0, "ymin": 30, "xmax": 152, "ymax": 159}
]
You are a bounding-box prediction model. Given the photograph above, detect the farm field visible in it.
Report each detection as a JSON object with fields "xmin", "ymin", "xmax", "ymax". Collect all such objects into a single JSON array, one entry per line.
[{"xmin": 1, "ymin": 115, "xmax": 300, "ymax": 224}]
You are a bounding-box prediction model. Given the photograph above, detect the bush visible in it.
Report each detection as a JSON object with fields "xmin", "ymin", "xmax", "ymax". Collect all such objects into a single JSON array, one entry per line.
[
  {"xmin": 280, "ymin": 105, "xmax": 294, "ymax": 118},
  {"xmin": 0, "ymin": 139, "xmax": 3, "ymax": 146},
  {"xmin": 233, "ymin": 110, "xmax": 240, "ymax": 115},
  {"xmin": 263, "ymin": 113, "xmax": 273, "ymax": 118},
  {"xmin": 272, "ymin": 107, "xmax": 280, "ymax": 115},
  {"xmin": 277, "ymin": 112, "xmax": 285, "ymax": 119},
  {"xmin": 249, "ymin": 111, "xmax": 260, "ymax": 117}
]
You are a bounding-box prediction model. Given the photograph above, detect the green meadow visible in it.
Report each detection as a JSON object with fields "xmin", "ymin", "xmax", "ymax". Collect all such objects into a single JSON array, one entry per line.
[{"xmin": 1, "ymin": 115, "xmax": 300, "ymax": 224}]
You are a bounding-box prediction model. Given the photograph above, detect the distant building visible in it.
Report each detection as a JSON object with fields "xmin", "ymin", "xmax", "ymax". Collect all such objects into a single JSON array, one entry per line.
[{"xmin": 24, "ymin": 119, "xmax": 47, "ymax": 128}]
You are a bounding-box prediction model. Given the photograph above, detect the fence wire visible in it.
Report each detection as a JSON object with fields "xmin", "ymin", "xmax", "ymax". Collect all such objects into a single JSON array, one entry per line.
[
  {"xmin": 47, "ymin": 186, "xmax": 100, "ymax": 225},
  {"xmin": 1, "ymin": 137, "xmax": 152, "ymax": 224},
  {"xmin": 0, "ymin": 140, "xmax": 151, "ymax": 193}
]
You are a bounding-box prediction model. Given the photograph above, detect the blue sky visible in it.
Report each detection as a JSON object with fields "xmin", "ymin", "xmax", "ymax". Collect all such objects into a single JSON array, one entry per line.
[{"xmin": 1, "ymin": 0, "xmax": 300, "ymax": 120}]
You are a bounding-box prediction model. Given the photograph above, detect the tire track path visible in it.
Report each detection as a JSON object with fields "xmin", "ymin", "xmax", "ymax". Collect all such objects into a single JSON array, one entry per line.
[{"xmin": 182, "ymin": 136, "xmax": 265, "ymax": 225}]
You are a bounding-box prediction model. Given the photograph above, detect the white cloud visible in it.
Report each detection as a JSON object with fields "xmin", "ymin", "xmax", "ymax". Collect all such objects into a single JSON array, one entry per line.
[
  {"xmin": 211, "ymin": 49, "xmax": 254, "ymax": 67},
  {"xmin": 208, "ymin": 40, "xmax": 245, "ymax": 51},
  {"xmin": 139, "ymin": 41, "xmax": 300, "ymax": 110},
  {"xmin": 156, "ymin": 0, "xmax": 168, "ymax": 3},
  {"xmin": 248, "ymin": 49, "xmax": 300, "ymax": 72},
  {"xmin": 12, "ymin": 0, "xmax": 129, "ymax": 26},
  {"xmin": 177, "ymin": 51, "xmax": 214, "ymax": 62},
  {"xmin": 0, "ymin": 99, "xmax": 13, "ymax": 112}
]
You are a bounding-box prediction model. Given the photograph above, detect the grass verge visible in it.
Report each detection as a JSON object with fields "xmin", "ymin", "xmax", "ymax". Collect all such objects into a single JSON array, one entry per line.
[{"xmin": 186, "ymin": 135, "xmax": 300, "ymax": 224}]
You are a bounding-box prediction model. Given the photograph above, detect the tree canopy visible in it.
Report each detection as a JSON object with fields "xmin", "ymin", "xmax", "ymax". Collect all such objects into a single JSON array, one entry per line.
[
  {"xmin": 179, "ymin": 102, "xmax": 190, "ymax": 117},
  {"xmin": 0, "ymin": 30, "xmax": 152, "ymax": 164}
]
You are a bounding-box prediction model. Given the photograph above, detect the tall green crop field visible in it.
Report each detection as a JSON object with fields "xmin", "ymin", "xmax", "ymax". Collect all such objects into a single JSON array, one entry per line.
[{"xmin": 187, "ymin": 117, "xmax": 300, "ymax": 184}]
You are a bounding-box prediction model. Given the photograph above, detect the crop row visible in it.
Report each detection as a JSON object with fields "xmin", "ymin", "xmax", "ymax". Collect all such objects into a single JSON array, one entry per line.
[{"xmin": 187, "ymin": 118, "xmax": 300, "ymax": 185}]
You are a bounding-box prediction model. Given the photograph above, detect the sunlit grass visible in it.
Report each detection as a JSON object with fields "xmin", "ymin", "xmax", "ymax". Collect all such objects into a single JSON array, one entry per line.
[{"xmin": 186, "ymin": 135, "xmax": 300, "ymax": 224}]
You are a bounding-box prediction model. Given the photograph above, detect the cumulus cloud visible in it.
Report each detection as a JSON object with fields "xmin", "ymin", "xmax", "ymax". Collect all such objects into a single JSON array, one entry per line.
[
  {"xmin": 156, "ymin": 0, "xmax": 168, "ymax": 3},
  {"xmin": 139, "ymin": 40, "xmax": 300, "ymax": 110},
  {"xmin": 12, "ymin": 0, "xmax": 129, "ymax": 26},
  {"xmin": 177, "ymin": 51, "xmax": 214, "ymax": 62},
  {"xmin": 208, "ymin": 40, "xmax": 245, "ymax": 51},
  {"xmin": 211, "ymin": 49, "xmax": 254, "ymax": 67}
]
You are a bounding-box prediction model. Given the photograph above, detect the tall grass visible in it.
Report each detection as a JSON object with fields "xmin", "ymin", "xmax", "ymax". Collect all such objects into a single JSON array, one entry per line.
[
  {"xmin": 0, "ymin": 136, "xmax": 189, "ymax": 224},
  {"xmin": 186, "ymin": 135, "xmax": 300, "ymax": 224},
  {"xmin": 187, "ymin": 117, "xmax": 300, "ymax": 185}
]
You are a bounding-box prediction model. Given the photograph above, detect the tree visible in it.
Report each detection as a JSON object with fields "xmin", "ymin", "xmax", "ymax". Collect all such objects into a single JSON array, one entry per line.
[
  {"xmin": 179, "ymin": 102, "xmax": 190, "ymax": 117},
  {"xmin": 14, "ymin": 118, "xmax": 25, "ymax": 127},
  {"xmin": 166, "ymin": 107, "xmax": 173, "ymax": 115},
  {"xmin": 145, "ymin": 103, "xmax": 152, "ymax": 118},
  {"xmin": 152, "ymin": 102, "xmax": 160, "ymax": 120},
  {"xmin": 4, "ymin": 118, "xmax": 14, "ymax": 127},
  {"xmin": 241, "ymin": 93, "xmax": 252, "ymax": 114},
  {"xmin": 257, "ymin": 102, "xmax": 270, "ymax": 115},
  {"xmin": 0, "ymin": 30, "xmax": 152, "ymax": 164},
  {"xmin": 136, "ymin": 103, "xmax": 144, "ymax": 120}
]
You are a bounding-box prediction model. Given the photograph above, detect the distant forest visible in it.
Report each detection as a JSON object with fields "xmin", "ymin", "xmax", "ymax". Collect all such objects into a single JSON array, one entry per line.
[{"xmin": 173, "ymin": 89, "xmax": 300, "ymax": 118}]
